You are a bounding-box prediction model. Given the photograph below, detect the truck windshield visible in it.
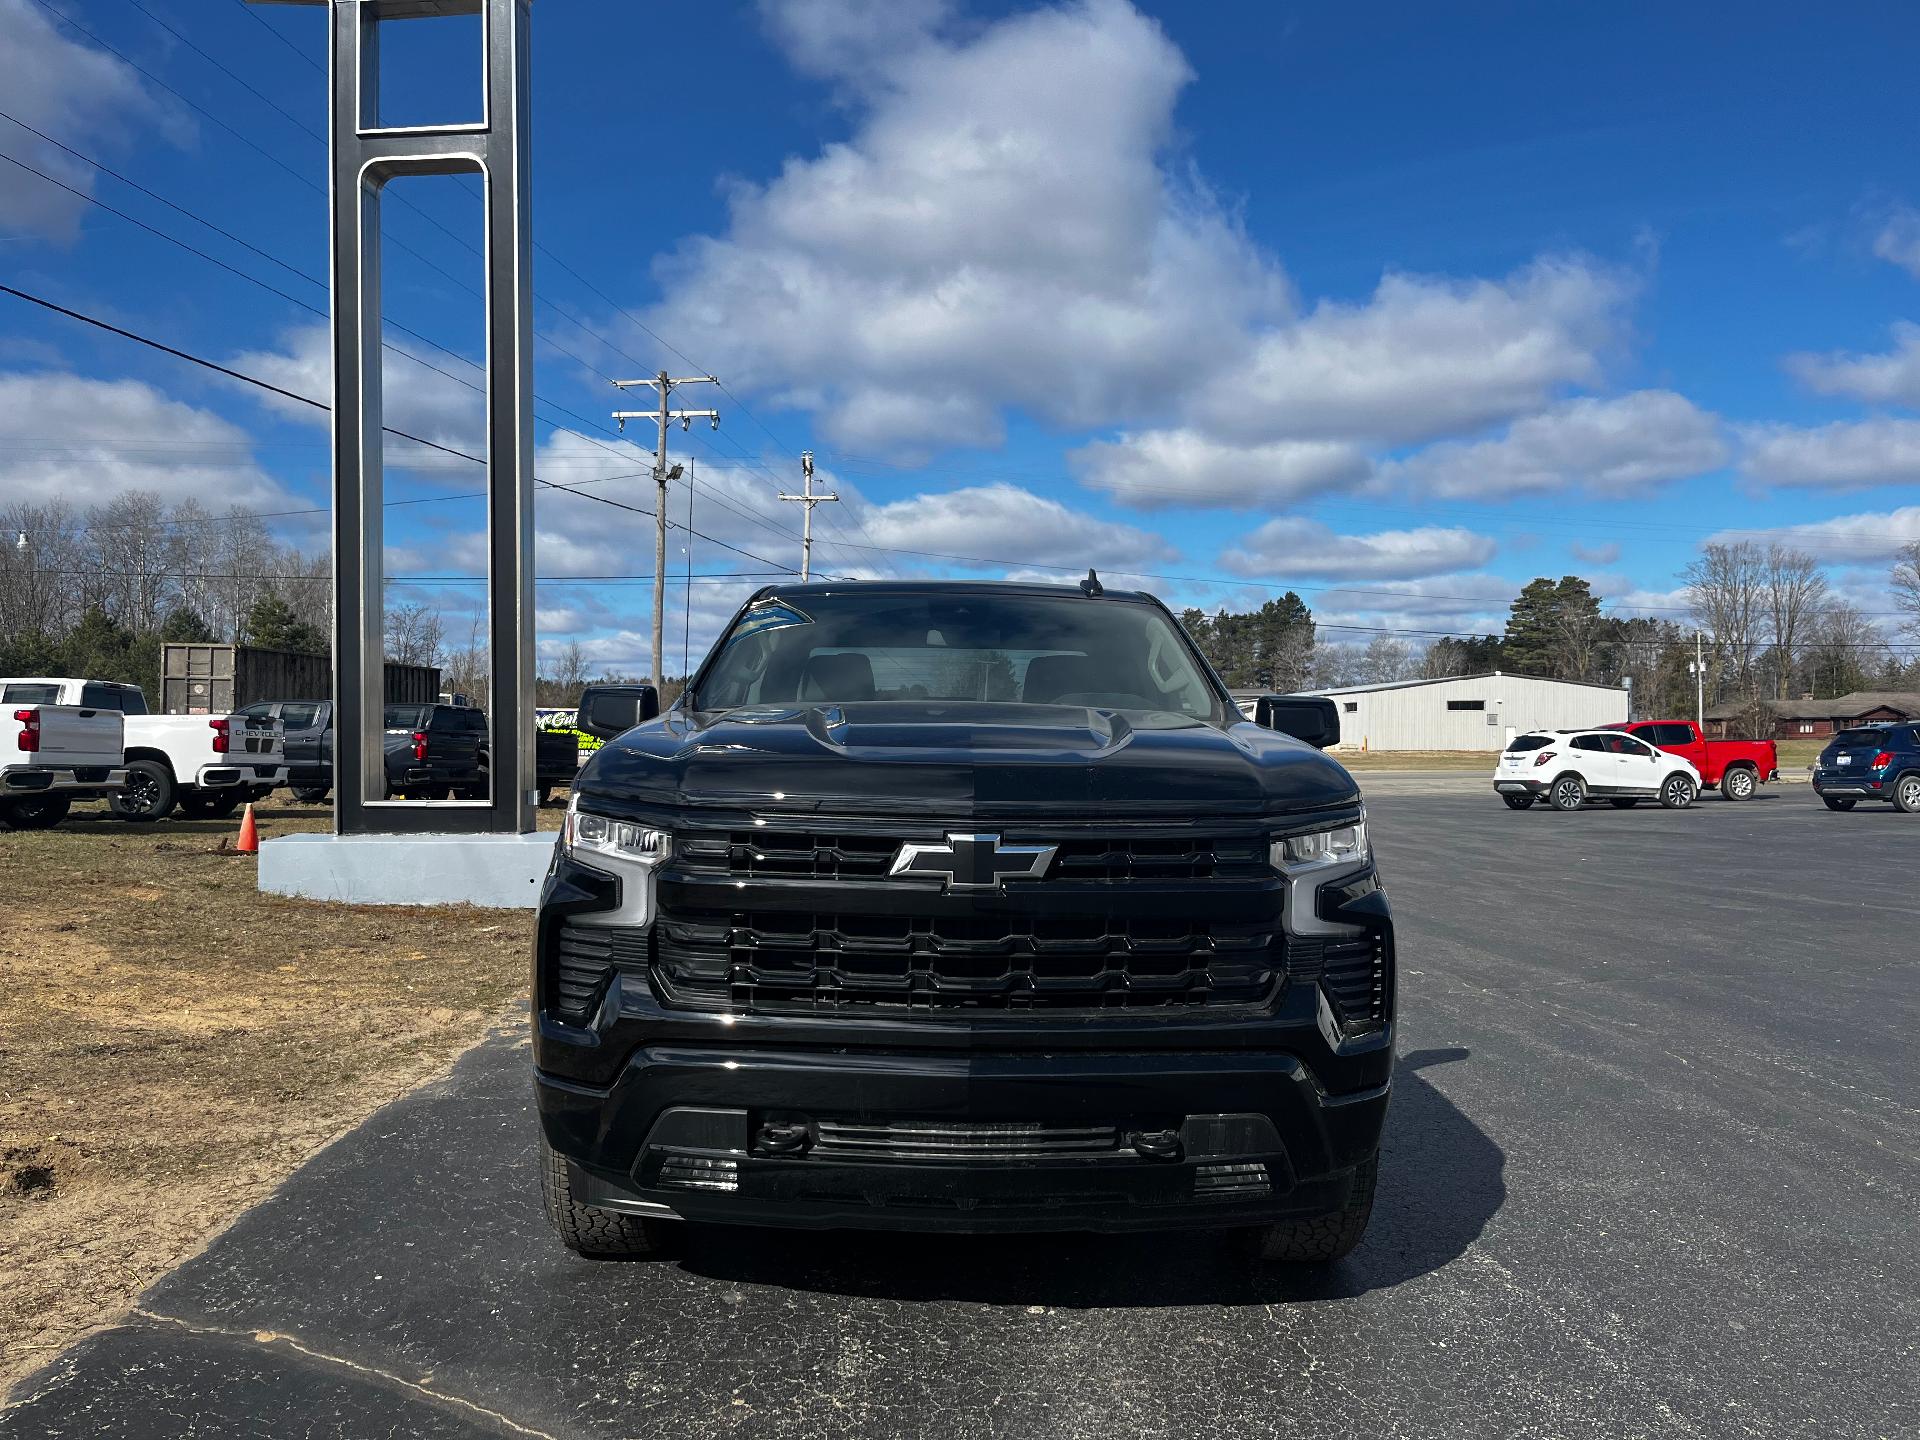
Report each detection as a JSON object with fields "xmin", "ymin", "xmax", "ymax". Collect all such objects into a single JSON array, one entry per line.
[{"xmin": 693, "ymin": 591, "xmax": 1223, "ymax": 721}]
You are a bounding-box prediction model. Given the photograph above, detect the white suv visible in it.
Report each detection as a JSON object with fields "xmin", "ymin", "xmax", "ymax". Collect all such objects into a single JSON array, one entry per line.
[{"xmin": 1494, "ymin": 729, "xmax": 1701, "ymax": 812}]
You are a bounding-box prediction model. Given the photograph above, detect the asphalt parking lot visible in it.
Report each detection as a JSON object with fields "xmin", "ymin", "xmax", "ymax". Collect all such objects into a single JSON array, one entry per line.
[{"xmin": 4, "ymin": 777, "xmax": 1914, "ymax": 1439}]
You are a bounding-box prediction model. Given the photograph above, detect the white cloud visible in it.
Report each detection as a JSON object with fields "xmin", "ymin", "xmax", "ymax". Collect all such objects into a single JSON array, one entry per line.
[
  {"xmin": 230, "ymin": 323, "xmax": 487, "ymax": 465},
  {"xmin": 859, "ymin": 483, "xmax": 1176, "ymax": 571},
  {"xmin": 758, "ymin": 0, "xmax": 954, "ymax": 85},
  {"xmin": 1187, "ymin": 257, "xmax": 1635, "ymax": 448},
  {"xmin": 1306, "ymin": 573, "xmax": 1516, "ymax": 639},
  {"xmin": 1737, "ymin": 417, "xmax": 1920, "ymax": 490},
  {"xmin": 1706, "ymin": 506, "xmax": 1920, "ymax": 564},
  {"xmin": 1785, "ymin": 321, "xmax": 1920, "ymax": 406},
  {"xmin": 1219, "ymin": 517, "xmax": 1495, "ymax": 582},
  {"xmin": 1070, "ymin": 430, "xmax": 1371, "ymax": 509},
  {"xmin": 0, "ymin": 370, "xmax": 291, "ymax": 511},
  {"xmin": 643, "ymin": 0, "xmax": 1287, "ymax": 456},
  {"xmin": 1871, "ymin": 205, "xmax": 1920, "ymax": 280},
  {"xmin": 1393, "ymin": 390, "xmax": 1727, "ymax": 499},
  {"xmin": 0, "ymin": 0, "xmax": 184, "ymax": 239}
]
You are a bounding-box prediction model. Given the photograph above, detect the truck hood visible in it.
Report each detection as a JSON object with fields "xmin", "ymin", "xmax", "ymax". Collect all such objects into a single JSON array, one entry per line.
[{"xmin": 576, "ymin": 701, "xmax": 1359, "ymax": 818}]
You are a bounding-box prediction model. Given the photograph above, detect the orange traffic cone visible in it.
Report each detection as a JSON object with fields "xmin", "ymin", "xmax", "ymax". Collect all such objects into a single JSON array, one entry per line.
[{"xmin": 235, "ymin": 802, "xmax": 259, "ymax": 855}]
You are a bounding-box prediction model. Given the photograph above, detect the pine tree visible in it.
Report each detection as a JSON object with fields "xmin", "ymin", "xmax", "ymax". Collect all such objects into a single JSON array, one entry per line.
[{"xmin": 242, "ymin": 588, "xmax": 327, "ymax": 654}]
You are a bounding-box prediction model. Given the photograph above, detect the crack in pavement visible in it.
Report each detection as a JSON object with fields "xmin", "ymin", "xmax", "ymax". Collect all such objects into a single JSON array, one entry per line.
[{"xmin": 127, "ymin": 1308, "xmax": 561, "ymax": 1440}]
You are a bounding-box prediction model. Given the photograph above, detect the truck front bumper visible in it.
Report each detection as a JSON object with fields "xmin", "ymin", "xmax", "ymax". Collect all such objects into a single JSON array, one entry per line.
[
  {"xmin": 2, "ymin": 765, "xmax": 127, "ymax": 797},
  {"xmin": 535, "ymin": 1043, "xmax": 1388, "ymax": 1234}
]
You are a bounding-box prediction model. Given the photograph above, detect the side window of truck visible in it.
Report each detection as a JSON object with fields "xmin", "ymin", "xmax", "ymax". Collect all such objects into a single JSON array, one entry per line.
[
  {"xmin": 279, "ymin": 703, "xmax": 321, "ymax": 729},
  {"xmin": 2, "ymin": 683, "xmax": 61, "ymax": 704},
  {"xmin": 80, "ymin": 683, "xmax": 146, "ymax": 714}
]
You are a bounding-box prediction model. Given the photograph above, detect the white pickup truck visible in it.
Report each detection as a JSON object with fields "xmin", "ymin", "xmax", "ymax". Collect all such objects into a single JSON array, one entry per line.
[
  {"xmin": 0, "ymin": 678, "xmax": 287, "ymax": 822},
  {"xmin": 1, "ymin": 702, "xmax": 127, "ymax": 829}
]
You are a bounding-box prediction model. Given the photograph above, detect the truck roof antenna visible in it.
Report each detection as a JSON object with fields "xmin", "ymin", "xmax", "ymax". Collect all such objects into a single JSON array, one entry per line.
[{"xmin": 1080, "ymin": 568, "xmax": 1103, "ymax": 597}]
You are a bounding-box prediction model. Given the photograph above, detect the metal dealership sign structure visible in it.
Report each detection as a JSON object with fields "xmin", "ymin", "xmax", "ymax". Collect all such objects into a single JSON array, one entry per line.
[{"xmin": 260, "ymin": 0, "xmax": 536, "ymax": 836}]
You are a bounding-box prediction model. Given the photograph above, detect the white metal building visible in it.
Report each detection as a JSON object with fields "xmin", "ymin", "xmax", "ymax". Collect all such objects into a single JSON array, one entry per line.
[{"xmin": 1279, "ymin": 672, "xmax": 1630, "ymax": 752}]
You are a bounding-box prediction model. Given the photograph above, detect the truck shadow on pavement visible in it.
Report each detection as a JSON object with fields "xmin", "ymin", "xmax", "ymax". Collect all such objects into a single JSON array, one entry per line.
[{"xmin": 671, "ymin": 1046, "xmax": 1502, "ymax": 1308}]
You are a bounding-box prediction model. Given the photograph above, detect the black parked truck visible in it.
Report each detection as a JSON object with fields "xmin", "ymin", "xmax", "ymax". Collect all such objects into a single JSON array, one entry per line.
[
  {"xmin": 534, "ymin": 580, "xmax": 1394, "ymax": 1263},
  {"xmin": 242, "ymin": 699, "xmax": 578, "ymax": 804}
]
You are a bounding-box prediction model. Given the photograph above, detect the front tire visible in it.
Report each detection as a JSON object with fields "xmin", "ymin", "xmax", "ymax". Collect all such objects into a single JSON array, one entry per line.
[
  {"xmin": 1241, "ymin": 1153, "xmax": 1378, "ymax": 1265},
  {"xmin": 1721, "ymin": 766, "xmax": 1756, "ymax": 801},
  {"xmin": 1501, "ymin": 793, "xmax": 1533, "ymax": 810},
  {"xmin": 539, "ymin": 1137, "xmax": 667, "ymax": 1258},
  {"xmin": 1549, "ymin": 775, "xmax": 1586, "ymax": 811},
  {"xmin": 1894, "ymin": 774, "xmax": 1920, "ymax": 814},
  {"xmin": 1822, "ymin": 796, "xmax": 1857, "ymax": 811},
  {"xmin": 1, "ymin": 795, "xmax": 71, "ymax": 830},
  {"xmin": 109, "ymin": 759, "xmax": 176, "ymax": 822},
  {"xmin": 1659, "ymin": 773, "xmax": 1697, "ymax": 809}
]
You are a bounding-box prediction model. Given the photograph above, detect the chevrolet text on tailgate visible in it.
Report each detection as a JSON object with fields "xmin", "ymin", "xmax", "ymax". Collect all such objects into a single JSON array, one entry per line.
[{"xmin": 533, "ymin": 580, "xmax": 1395, "ymax": 1264}]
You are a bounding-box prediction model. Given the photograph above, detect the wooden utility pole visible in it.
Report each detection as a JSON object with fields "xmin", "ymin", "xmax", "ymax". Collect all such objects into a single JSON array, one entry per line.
[
  {"xmin": 613, "ymin": 371, "xmax": 719, "ymax": 683},
  {"xmin": 779, "ymin": 451, "xmax": 837, "ymax": 581}
]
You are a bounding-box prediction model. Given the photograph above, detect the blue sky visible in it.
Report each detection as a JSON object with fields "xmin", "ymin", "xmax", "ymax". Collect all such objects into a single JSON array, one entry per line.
[{"xmin": 5, "ymin": 0, "xmax": 1920, "ymax": 672}]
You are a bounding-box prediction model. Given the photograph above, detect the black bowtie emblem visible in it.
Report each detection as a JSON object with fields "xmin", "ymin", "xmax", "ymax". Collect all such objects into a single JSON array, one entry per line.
[{"xmin": 888, "ymin": 833, "xmax": 1058, "ymax": 891}]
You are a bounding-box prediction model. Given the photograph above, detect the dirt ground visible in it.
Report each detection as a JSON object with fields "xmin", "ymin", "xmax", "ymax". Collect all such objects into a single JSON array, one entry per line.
[{"xmin": 0, "ymin": 799, "xmax": 561, "ymax": 1394}]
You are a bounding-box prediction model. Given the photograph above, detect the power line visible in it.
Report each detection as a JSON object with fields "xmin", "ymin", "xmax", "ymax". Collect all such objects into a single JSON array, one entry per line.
[
  {"xmin": 0, "ymin": 281, "xmax": 796, "ymax": 575},
  {"xmin": 84, "ymin": 0, "xmax": 879, "ymax": 582}
]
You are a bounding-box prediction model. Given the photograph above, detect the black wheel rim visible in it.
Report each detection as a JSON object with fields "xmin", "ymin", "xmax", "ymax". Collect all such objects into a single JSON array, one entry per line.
[{"xmin": 125, "ymin": 773, "xmax": 159, "ymax": 813}]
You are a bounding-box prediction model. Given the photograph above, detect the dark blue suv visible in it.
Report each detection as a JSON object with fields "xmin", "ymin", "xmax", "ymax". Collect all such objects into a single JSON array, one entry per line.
[{"xmin": 1812, "ymin": 724, "xmax": 1920, "ymax": 813}]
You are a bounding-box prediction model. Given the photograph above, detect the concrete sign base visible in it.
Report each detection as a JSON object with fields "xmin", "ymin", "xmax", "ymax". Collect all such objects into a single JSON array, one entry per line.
[{"xmin": 259, "ymin": 832, "xmax": 554, "ymax": 908}]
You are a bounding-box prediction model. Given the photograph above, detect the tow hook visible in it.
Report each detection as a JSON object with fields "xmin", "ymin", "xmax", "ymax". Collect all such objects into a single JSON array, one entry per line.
[
  {"xmin": 1128, "ymin": 1128, "xmax": 1182, "ymax": 1161},
  {"xmin": 755, "ymin": 1120, "xmax": 811, "ymax": 1156}
]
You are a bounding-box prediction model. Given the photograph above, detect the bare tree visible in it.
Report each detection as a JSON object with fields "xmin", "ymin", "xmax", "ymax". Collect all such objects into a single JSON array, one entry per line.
[
  {"xmin": 1355, "ymin": 634, "xmax": 1416, "ymax": 685},
  {"xmin": 384, "ymin": 602, "xmax": 445, "ymax": 667},
  {"xmin": 0, "ymin": 500, "xmax": 83, "ymax": 641},
  {"xmin": 1682, "ymin": 541, "xmax": 1767, "ymax": 703},
  {"xmin": 1894, "ymin": 541, "xmax": 1920, "ymax": 639},
  {"xmin": 1801, "ymin": 600, "xmax": 1886, "ymax": 697},
  {"xmin": 552, "ymin": 640, "xmax": 589, "ymax": 695},
  {"xmin": 1760, "ymin": 544, "xmax": 1828, "ymax": 699}
]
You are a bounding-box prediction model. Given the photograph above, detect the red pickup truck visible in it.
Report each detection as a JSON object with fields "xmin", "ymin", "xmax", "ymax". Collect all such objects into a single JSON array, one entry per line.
[{"xmin": 1604, "ymin": 720, "xmax": 1778, "ymax": 800}]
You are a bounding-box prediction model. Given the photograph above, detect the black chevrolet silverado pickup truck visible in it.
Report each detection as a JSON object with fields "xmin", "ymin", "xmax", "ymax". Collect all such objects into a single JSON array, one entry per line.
[{"xmin": 533, "ymin": 580, "xmax": 1393, "ymax": 1263}]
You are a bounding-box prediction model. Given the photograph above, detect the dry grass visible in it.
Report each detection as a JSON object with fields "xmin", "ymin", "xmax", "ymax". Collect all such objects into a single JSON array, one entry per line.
[
  {"xmin": 0, "ymin": 798, "xmax": 561, "ymax": 1393},
  {"xmin": 1331, "ymin": 749, "xmax": 1495, "ymax": 771}
]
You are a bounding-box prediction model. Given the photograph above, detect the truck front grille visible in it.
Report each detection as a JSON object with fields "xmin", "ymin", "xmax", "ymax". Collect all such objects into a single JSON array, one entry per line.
[
  {"xmin": 652, "ymin": 909, "xmax": 1282, "ymax": 1013},
  {"xmin": 676, "ymin": 829, "xmax": 1270, "ymax": 884}
]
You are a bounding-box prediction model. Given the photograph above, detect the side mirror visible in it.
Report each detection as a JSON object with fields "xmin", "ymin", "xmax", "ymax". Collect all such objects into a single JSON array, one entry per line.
[
  {"xmin": 1252, "ymin": 694, "xmax": 1340, "ymax": 749},
  {"xmin": 576, "ymin": 683, "xmax": 661, "ymax": 740}
]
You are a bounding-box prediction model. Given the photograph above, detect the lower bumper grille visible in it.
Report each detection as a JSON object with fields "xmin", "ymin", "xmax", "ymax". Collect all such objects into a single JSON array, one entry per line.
[{"xmin": 812, "ymin": 1119, "xmax": 1121, "ymax": 1161}]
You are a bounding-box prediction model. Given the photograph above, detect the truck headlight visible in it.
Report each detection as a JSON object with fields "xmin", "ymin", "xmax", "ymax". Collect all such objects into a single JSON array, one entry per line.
[
  {"xmin": 562, "ymin": 806, "xmax": 672, "ymax": 866},
  {"xmin": 1271, "ymin": 819, "xmax": 1368, "ymax": 874},
  {"xmin": 561, "ymin": 798, "xmax": 672, "ymax": 928}
]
